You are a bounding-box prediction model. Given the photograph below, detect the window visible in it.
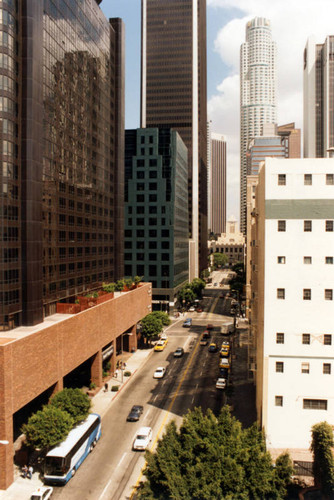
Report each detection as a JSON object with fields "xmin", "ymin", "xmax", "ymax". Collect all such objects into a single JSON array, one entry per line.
[
  {"xmin": 302, "ymin": 333, "xmax": 311, "ymax": 345},
  {"xmin": 275, "ymin": 396, "xmax": 283, "ymax": 406},
  {"xmin": 326, "ymin": 257, "xmax": 333, "ymax": 264},
  {"xmin": 277, "ymin": 256, "xmax": 286, "ymax": 264},
  {"xmin": 303, "ymin": 289, "xmax": 311, "ymax": 300},
  {"xmin": 149, "ymin": 229, "xmax": 157, "ymax": 237},
  {"xmin": 326, "ymin": 220, "xmax": 333, "ymax": 232},
  {"xmin": 326, "ymin": 174, "xmax": 334, "ymax": 185},
  {"xmin": 304, "ymin": 174, "xmax": 312, "ymax": 185},
  {"xmin": 276, "ymin": 362, "xmax": 284, "ymax": 373},
  {"xmin": 323, "ymin": 363, "xmax": 331, "ymax": 374},
  {"xmin": 276, "ymin": 333, "xmax": 284, "ymax": 344},
  {"xmin": 277, "ymin": 288, "xmax": 285, "ymax": 299},
  {"xmin": 278, "ymin": 220, "xmax": 286, "ymax": 232},
  {"xmin": 325, "ymin": 289, "xmax": 333, "ymax": 300},
  {"xmin": 304, "ymin": 256, "xmax": 312, "ymax": 264},
  {"xmin": 278, "ymin": 174, "xmax": 286, "ymax": 186},
  {"xmin": 303, "ymin": 399, "xmax": 327, "ymax": 410},
  {"xmin": 324, "ymin": 334, "xmax": 332, "ymax": 345},
  {"xmin": 301, "ymin": 362, "xmax": 310, "ymax": 374},
  {"xmin": 304, "ymin": 220, "xmax": 312, "ymax": 232}
]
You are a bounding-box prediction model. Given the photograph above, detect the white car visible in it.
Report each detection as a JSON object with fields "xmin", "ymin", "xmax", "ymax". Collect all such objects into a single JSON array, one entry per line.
[
  {"xmin": 160, "ymin": 332, "xmax": 168, "ymax": 341},
  {"xmin": 133, "ymin": 426, "xmax": 153, "ymax": 451},
  {"xmin": 154, "ymin": 367, "xmax": 166, "ymax": 379},
  {"xmin": 216, "ymin": 378, "xmax": 227, "ymax": 390},
  {"xmin": 188, "ymin": 306, "xmax": 195, "ymax": 312},
  {"xmin": 31, "ymin": 486, "xmax": 53, "ymax": 500}
]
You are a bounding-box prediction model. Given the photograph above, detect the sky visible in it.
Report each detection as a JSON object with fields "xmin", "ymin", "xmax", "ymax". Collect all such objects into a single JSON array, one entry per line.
[{"xmin": 102, "ymin": 0, "xmax": 334, "ymax": 224}]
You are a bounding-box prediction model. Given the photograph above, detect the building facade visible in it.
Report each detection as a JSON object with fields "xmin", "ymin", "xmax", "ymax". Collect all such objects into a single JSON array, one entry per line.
[
  {"xmin": 240, "ymin": 17, "xmax": 277, "ymax": 234},
  {"xmin": 209, "ymin": 133, "xmax": 226, "ymax": 234},
  {"xmin": 0, "ymin": 0, "xmax": 125, "ymax": 331},
  {"xmin": 141, "ymin": 0, "xmax": 207, "ymax": 278},
  {"xmin": 208, "ymin": 219, "xmax": 244, "ymax": 267},
  {"xmin": 249, "ymin": 157, "xmax": 334, "ymax": 462},
  {"xmin": 124, "ymin": 128, "xmax": 189, "ymax": 311},
  {"xmin": 304, "ymin": 36, "xmax": 334, "ymax": 158},
  {"xmin": 277, "ymin": 123, "xmax": 301, "ymax": 158}
]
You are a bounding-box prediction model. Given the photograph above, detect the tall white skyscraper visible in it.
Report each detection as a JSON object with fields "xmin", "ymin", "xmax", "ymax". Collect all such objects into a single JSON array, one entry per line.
[{"xmin": 240, "ymin": 17, "xmax": 277, "ymax": 234}]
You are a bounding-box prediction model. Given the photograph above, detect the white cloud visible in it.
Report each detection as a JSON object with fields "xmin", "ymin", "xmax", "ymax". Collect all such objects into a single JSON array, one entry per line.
[{"xmin": 208, "ymin": 0, "xmax": 334, "ymax": 221}]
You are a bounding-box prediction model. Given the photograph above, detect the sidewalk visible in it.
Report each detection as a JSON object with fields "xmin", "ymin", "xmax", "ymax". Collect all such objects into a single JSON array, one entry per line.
[{"xmin": 0, "ymin": 346, "xmax": 155, "ymax": 500}]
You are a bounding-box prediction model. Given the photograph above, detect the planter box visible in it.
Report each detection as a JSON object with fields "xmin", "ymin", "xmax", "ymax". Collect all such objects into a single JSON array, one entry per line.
[{"xmin": 56, "ymin": 303, "xmax": 81, "ymax": 314}]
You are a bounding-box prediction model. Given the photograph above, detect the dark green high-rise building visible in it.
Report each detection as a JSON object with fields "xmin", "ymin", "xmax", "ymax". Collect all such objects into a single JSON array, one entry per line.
[{"xmin": 124, "ymin": 128, "xmax": 189, "ymax": 311}]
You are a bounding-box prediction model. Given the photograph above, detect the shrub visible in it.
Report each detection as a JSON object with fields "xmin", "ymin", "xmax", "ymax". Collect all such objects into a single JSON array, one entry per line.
[
  {"xmin": 124, "ymin": 371, "xmax": 131, "ymax": 377},
  {"xmin": 115, "ymin": 279, "xmax": 125, "ymax": 291},
  {"xmin": 102, "ymin": 282, "xmax": 116, "ymax": 293},
  {"xmin": 111, "ymin": 385, "xmax": 119, "ymax": 392},
  {"xmin": 50, "ymin": 388, "xmax": 91, "ymax": 425},
  {"xmin": 89, "ymin": 382, "xmax": 96, "ymax": 390},
  {"xmin": 124, "ymin": 277, "xmax": 134, "ymax": 289}
]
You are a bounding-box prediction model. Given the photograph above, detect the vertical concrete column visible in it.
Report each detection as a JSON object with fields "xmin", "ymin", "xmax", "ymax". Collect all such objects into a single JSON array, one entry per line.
[
  {"xmin": 128, "ymin": 324, "xmax": 137, "ymax": 352},
  {"xmin": 110, "ymin": 345, "xmax": 116, "ymax": 375},
  {"xmin": 91, "ymin": 350, "xmax": 103, "ymax": 388},
  {"xmin": 50, "ymin": 379, "xmax": 64, "ymax": 398}
]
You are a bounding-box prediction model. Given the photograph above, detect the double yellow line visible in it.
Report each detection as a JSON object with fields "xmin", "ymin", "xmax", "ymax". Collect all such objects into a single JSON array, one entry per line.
[{"xmin": 130, "ymin": 335, "xmax": 201, "ymax": 499}]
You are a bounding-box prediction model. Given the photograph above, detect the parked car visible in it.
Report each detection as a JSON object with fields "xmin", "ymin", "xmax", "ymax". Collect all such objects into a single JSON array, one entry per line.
[
  {"xmin": 133, "ymin": 427, "xmax": 153, "ymax": 451},
  {"xmin": 208, "ymin": 343, "xmax": 218, "ymax": 353},
  {"xmin": 202, "ymin": 330, "xmax": 211, "ymax": 338},
  {"xmin": 216, "ymin": 378, "xmax": 227, "ymax": 390},
  {"xmin": 154, "ymin": 366, "xmax": 166, "ymax": 379},
  {"xmin": 188, "ymin": 306, "xmax": 195, "ymax": 312},
  {"xmin": 154, "ymin": 339, "xmax": 168, "ymax": 351},
  {"xmin": 160, "ymin": 332, "xmax": 168, "ymax": 341},
  {"xmin": 182, "ymin": 318, "xmax": 192, "ymax": 327},
  {"xmin": 31, "ymin": 487, "xmax": 53, "ymax": 500},
  {"xmin": 206, "ymin": 324, "xmax": 214, "ymax": 330},
  {"xmin": 200, "ymin": 336, "xmax": 208, "ymax": 346},
  {"xmin": 126, "ymin": 405, "xmax": 144, "ymax": 422},
  {"xmin": 196, "ymin": 307, "xmax": 203, "ymax": 313},
  {"xmin": 174, "ymin": 347, "xmax": 184, "ymax": 358}
]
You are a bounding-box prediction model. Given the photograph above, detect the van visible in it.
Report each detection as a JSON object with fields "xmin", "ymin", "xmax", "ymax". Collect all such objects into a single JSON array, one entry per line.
[{"xmin": 221, "ymin": 323, "xmax": 234, "ymax": 335}]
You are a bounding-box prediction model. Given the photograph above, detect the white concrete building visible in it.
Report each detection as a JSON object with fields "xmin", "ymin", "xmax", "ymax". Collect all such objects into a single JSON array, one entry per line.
[
  {"xmin": 251, "ymin": 158, "xmax": 334, "ymax": 460},
  {"xmin": 240, "ymin": 17, "xmax": 277, "ymax": 234},
  {"xmin": 208, "ymin": 219, "xmax": 244, "ymax": 266}
]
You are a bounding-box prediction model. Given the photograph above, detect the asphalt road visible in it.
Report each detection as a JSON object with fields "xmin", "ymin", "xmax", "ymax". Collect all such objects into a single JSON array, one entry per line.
[{"xmin": 53, "ymin": 285, "xmax": 234, "ymax": 500}]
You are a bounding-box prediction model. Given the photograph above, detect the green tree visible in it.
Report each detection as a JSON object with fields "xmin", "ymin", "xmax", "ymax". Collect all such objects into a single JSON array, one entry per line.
[
  {"xmin": 189, "ymin": 278, "xmax": 206, "ymax": 299},
  {"xmin": 50, "ymin": 388, "xmax": 91, "ymax": 425},
  {"xmin": 177, "ymin": 286, "xmax": 195, "ymax": 307},
  {"xmin": 138, "ymin": 406, "xmax": 292, "ymax": 499},
  {"xmin": 201, "ymin": 269, "xmax": 210, "ymax": 280},
  {"xmin": 140, "ymin": 313, "xmax": 163, "ymax": 343},
  {"xmin": 311, "ymin": 421, "xmax": 334, "ymax": 495},
  {"xmin": 22, "ymin": 406, "xmax": 74, "ymax": 451},
  {"xmin": 213, "ymin": 252, "xmax": 228, "ymax": 268},
  {"xmin": 151, "ymin": 311, "xmax": 171, "ymax": 326},
  {"xmin": 115, "ymin": 279, "xmax": 125, "ymax": 291}
]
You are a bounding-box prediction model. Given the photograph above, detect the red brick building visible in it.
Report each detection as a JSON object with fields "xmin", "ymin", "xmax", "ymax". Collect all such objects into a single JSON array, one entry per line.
[{"xmin": 0, "ymin": 284, "xmax": 151, "ymax": 489}]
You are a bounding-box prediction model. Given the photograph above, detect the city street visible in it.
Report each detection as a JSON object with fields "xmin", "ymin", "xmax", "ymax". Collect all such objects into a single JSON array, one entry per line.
[{"xmin": 53, "ymin": 278, "xmax": 242, "ymax": 500}]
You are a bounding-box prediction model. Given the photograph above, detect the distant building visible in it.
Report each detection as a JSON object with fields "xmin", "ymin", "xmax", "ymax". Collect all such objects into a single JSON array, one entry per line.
[
  {"xmin": 208, "ymin": 219, "xmax": 244, "ymax": 267},
  {"xmin": 304, "ymin": 36, "xmax": 334, "ymax": 157},
  {"xmin": 141, "ymin": 0, "xmax": 208, "ymax": 277},
  {"xmin": 240, "ymin": 17, "xmax": 277, "ymax": 234},
  {"xmin": 209, "ymin": 134, "xmax": 226, "ymax": 234},
  {"xmin": 277, "ymin": 123, "xmax": 301, "ymax": 158},
  {"xmin": 249, "ymin": 157, "xmax": 334, "ymax": 463},
  {"xmin": 124, "ymin": 128, "xmax": 189, "ymax": 312}
]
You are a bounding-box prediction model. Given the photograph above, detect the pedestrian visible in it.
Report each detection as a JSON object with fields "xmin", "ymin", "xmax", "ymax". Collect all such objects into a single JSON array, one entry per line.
[
  {"xmin": 22, "ymin": 465, "xmax": 28, "ymax": 478},
  {"xmin": 27, "ymin": 465, "xmax": 33, "ymax": 479},
  {"xmin": 123, "ymin": 362, "xmax": 126, "ymax": 370},
  {"xmin": 114, "ymin": 369, "xmax": 119, "ymax": 378},
  {"xmin": 104, "ymin": 382, "xmax": 108, "ymax": 392}
]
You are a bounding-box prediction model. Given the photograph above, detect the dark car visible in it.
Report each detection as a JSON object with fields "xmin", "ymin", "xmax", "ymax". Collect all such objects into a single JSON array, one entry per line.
[
  {"xmin": 219, "ymin": 367, "xmax": 229, "ymax": 379},
  {"xmin": 127, "ymin": 405, "xmax": 144, "ymax": 422},
  {"xmin": 207, "ymin": 324, "xmax": 214, "ymax": 331},
  {"xmin": 182, "ymin": 318, "xmax": 192, "ymax": 328},
  {"xmin": 208, "ymin": 343, "xmax": 218, "ymax": 353},
  {"xmin": 174, "ymin": 347, "xmax": 184, "ymax": 358}
]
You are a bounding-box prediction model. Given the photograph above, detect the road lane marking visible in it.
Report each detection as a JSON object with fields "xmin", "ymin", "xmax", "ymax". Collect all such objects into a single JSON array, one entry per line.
[
  {"xmin": 144, "ymin": 409, "xmax": 151, "ymax": 419},
  {"xmin": 118, "ymin": 452, "xmax": 127, "ymax": 468},
  {"xmin": 191, "ymin": 396, "xmax": 195, "ymax": 404},
  {"xmin": 130, "ymin": 334, "xmax": 201, "ymax": 499}
]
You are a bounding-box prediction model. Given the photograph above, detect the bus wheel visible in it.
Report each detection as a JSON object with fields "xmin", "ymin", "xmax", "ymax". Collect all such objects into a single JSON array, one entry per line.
[
  {"xmin": 72, "ymin": 469, "xmax": 76, "ymax": 477},
  {"xmin": 90, "ymin": 444, "xmax": 94, "ymax": 452}
]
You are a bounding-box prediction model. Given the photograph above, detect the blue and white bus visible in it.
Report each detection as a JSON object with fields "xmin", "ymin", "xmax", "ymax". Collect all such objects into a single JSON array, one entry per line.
[{"xmin": 44, "ymin": 413, "xmax": 101, "ymax": 485}]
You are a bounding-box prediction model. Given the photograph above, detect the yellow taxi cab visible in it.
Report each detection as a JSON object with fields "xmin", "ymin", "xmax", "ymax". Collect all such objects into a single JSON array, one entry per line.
[
  {"xmin": 219, "ymin": 345, "xmax": 230, "ymax": 358},
  {"xmin": 154, "ymin": 339, "xmax": 168, "ymax": 351},
  {"xmin": 219, "ymin": 357, "xmax": 230, "ymax": 370}
]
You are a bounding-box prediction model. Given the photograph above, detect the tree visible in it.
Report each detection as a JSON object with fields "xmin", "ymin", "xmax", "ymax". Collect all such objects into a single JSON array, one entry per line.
[
  {"xmin": 50, "ymin": 388, "xmax": 91, "ymax": 425},
  {"xmin": 140, "ymin": 313, "xmax": 163, "ymax": 342},
  {"xmin": 213, "ymin": 252, "xmax": 228, "ymax": 268},
  {"xmin": 138, "ymin": 406, "xmax": 293, "ymax": 499},
  {"xmin": 22, "ymin": 406, "xmax": 74, "ymax": 451},
  {"xmin": 177, "ymin": 286, "xmax": 195, "ymax": 307},
  {"xmin": 151, "ymin": 311, "xmax": 171, "ymax": 326},
  {"xmin": 189, "ymin": 278, "xmax": 206, "ymax": 299},
  {"xmin": 311, "ymin": 421, "xmax": 334, "ymax": 495}
]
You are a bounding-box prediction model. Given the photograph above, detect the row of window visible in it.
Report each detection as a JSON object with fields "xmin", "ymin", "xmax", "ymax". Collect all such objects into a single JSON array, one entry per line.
[
  {"xmin": 277, "ymin": 256, "xmax": 333, "ymax": 264},
  {"xmin": 278, "ymin": 220, "xmax": 333, "ymax": 232},
  {"xmin": 275, "ymin": 397, "xmax": 327, "ymax": 410},
  {"xmin": 125, "ymin": 229, "xmax": 170, "ymax": 238},
  {"xmin": 125, "ymin": 253, "xmax": 170, "ymax": 262},
  {"xmin": 277, "ymin": 288, "xmax": 333, "ymax": 300},
  {"xmin": 278, "ymin": 173, "xmax": 334, "ymax": 185},
  {"xmin": 276, "ymin": 333, "xmax": 332, "ymax": 345},
  {"xmin": 276, "ymin": 361, "xmax": 331, "ymax": 374}
]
